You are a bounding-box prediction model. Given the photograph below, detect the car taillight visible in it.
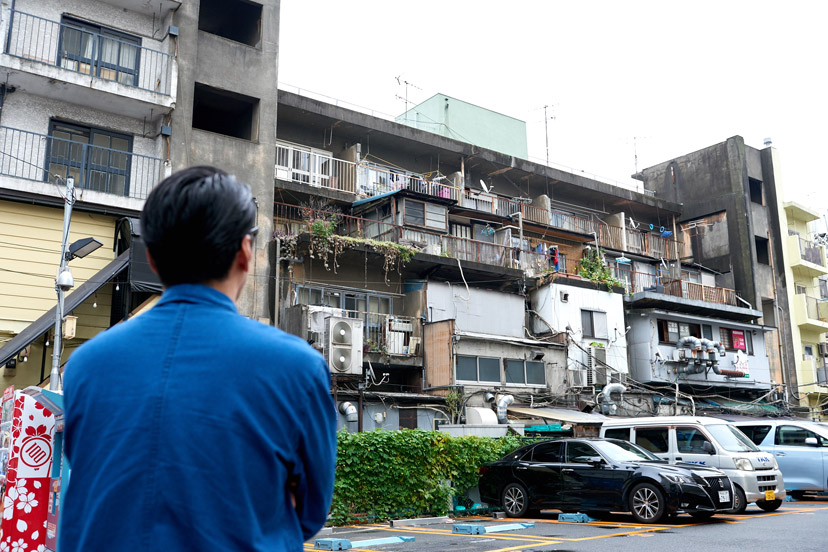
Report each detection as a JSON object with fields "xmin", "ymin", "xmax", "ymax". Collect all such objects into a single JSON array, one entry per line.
[{"xmin": 478, "ymin": 466, "xmax": 489, "ymax": 476}]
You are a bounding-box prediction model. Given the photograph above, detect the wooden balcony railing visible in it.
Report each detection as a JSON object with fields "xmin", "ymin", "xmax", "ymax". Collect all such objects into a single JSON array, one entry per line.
[{"xmin": 614, "ymin": 268, "xmax": 740, "ymax": 307}]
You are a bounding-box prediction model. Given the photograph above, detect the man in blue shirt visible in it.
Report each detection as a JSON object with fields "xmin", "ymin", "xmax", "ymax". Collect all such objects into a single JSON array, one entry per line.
[{"xmin": 60, "ymin": 167, "xmax": 337, "ymax": 551}]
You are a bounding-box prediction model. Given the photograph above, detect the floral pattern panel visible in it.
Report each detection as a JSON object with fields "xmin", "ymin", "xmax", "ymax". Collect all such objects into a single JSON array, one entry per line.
[{"xmin": 0, "ymin": 394, "xmax": 55, "ymax": 551}]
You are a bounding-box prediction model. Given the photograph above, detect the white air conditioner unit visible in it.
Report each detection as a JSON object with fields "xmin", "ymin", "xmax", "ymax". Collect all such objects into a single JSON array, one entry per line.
[
  {"xmin": 587, "ymin": 346, "xmax": 608, "ymax": 387},
  {"xmin": 569, "ymin": 368, "xmax": 587, "ymax": 387},
  {"xmin": 324, "ymin": 317, "xmax": 364, "ymax": 375},
  {"xmin": 818, "ymin": 343, "xmax": 828, "ymax": 357}
]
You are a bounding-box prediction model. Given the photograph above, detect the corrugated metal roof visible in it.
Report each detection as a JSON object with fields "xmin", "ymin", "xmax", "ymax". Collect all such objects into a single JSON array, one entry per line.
[{"xmin": 508, "ymin": 406, "xmax": 608, "ymax": 424}]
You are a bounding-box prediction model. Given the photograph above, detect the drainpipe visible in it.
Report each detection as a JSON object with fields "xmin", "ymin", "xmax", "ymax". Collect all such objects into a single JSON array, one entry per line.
[{"xmin": 496, "ymin": 394, "xmax": 514, "ymax": 424}]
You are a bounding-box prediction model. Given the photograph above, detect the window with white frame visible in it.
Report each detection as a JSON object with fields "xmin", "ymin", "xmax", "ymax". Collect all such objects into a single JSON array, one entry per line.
[
  {"xmin": 581, "ymin": 309, "xmax": 608, "ymax": 339},
  {"xmin": 456, "ymin": 356, "xmax": 500, "ymax": 383},
  {"xmin": 504, "ymin": 359, "xmax": 546, "ymax": 385}
]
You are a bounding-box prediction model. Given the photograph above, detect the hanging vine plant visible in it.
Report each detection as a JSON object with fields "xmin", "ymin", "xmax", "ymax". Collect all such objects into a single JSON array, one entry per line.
[{"xmin": 575, "ymin": 248, "xmax": 623, "ymax": 291}]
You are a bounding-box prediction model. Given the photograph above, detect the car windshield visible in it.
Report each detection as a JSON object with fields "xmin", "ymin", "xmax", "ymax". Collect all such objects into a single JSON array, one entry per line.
[
  {"xmin": 706, "ymin": 424, "xmax": 760, "ymax": 452},
  {"xmin": 604, "ymin": 439, "xmax": 663, "ymax": 461},
  {"xmin": 592, "ymin": 440, "xmax": 658, "ymax": 463}
]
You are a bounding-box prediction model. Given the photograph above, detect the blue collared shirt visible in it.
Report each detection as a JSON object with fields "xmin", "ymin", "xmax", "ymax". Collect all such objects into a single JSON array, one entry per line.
[{"xmin": 60, "ymin": 284, "xmax": 336, "ymax": 551}]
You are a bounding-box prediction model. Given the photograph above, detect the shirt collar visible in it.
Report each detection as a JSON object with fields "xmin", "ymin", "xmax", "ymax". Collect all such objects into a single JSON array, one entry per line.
[{"xmin": 156, "ymin": 283, "xmax": 239, "ymax": 314}]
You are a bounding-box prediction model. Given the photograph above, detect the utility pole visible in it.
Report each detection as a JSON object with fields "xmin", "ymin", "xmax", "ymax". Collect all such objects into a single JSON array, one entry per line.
[{"xmin": 50, "ymin": 176, "xmax": 75, "ymax": 391}]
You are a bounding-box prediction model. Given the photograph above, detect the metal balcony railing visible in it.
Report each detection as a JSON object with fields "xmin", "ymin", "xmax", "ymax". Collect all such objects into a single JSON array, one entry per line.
[
  {"xmin": 0, "ymin": 126, "xmax": 164, "ymax": 200},
  {"xmin": 804, "ymin": 295, "xmax": 828, "ymax": 322},
  {"xmin": 275, "ymin": 144, "xmax": 357, "ymax": 193},
  {"xmin": 5, "ymin": 10, "xmax": 173, "ymax": 96},
  {"xmin": 273, "ymin": 202, "xmax": 562, "ymax": 274},
  {"xmin": 614, "ymin": 268, "xmax": 740, "ymax": 306},
  {"xmin": 798, "ymin": 237, "xmax": 824, "ymax": 266},
  {"xmin": 274, "ymin": 142, "xmax": 460, "ymax": 201},
  {"xmin": 460, "ymin": 190, "xmax": 598, "ymax": 235},
  {"xmin": 663, "ymin": 279, "xmax": 739, "ymax": 306}
]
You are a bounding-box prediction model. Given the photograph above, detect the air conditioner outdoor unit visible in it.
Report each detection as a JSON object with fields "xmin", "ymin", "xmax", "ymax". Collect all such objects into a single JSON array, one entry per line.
[
  {"xmin": 587, "ymin": 346, "xmax": 608, "ymax": 387},
  {"xmin": 569, "ymin": 368, "xmax": 587, "ymax": 387},
  {"xmin": 324, "ymin": 317, "xmax": 364, "ymax": 375},
  {"xmin": 818, "ymin": 343, "xmax": 828, "ymax": 357}
]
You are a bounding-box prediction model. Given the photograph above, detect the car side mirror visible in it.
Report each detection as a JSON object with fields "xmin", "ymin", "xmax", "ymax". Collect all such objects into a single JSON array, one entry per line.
[
  {"xmin": 587, "ymin": 456, "xmax": 605, "ymax": 467},
  {"xmin": 805, "ymin": 437, "xmax": 818, "ymax": 447},
  {"xmin": 702, "ymin": 442, "xmax": 715, "ymax": 455}
]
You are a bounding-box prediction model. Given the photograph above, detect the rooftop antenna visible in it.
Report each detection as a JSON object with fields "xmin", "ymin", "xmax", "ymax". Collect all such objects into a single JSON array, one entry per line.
[
  {"xmin": 543, "ymin": 104, "xmax": 556, "ymax": 166},
  {"xmin": 395, "ymin": 76, "xmax": 422, "ymax": 125}
]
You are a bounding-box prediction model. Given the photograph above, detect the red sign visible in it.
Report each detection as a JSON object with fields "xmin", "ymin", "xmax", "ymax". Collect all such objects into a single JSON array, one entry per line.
[{"xmin": 732, "ymin": 330, "xmax": 746, "ymax": 351}]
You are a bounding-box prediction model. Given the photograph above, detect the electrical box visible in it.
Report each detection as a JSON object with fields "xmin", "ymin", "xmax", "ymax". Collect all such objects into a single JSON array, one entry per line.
[
  {"xmin": 672, "ymin": 349, "xmax": 688, "ymax": 362},
  {"xmin": 324, "ymin": 317, "xmax": 364, "ymax": 375}
]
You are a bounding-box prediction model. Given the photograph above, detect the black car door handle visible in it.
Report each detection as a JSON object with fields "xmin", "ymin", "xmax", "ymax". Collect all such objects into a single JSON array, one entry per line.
[
  {"xmin": 517, "ymin": 466, "xmax": 528, "ymax": 470},
  {"xmin": 676, "ymin": 457, "xmax": 682, "ymax": 461},
  {"xmin": 562, "ymin": 468, "xmax": 575, "ymax": 473}
]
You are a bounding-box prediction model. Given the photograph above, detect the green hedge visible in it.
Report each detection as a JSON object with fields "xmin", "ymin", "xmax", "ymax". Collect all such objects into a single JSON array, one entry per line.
[{"xmin": 330, "ymin": 429, "xmax": 527, "ymax": 525}]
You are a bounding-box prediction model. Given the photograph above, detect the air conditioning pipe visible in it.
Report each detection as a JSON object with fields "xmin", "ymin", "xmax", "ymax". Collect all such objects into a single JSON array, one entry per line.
[
  {"xmin": 496, "ymin": 394, "xmax": 514, "ymax": 424},
  {"xmin": 674, "ymin": 336, "xmax": 703, "ymax": 374},
  {"xmin": 699, "ymin": 339, "xmax": 744, "ymax": 377},
  {"xmin": 339, "ymin": 401, "xmax": 358, "ymax": 423}
]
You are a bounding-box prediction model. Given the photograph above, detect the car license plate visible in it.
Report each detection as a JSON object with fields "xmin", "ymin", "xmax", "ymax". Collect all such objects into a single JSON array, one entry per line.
[
  {"xmin": 764, "ymin": 490, "xmax": 775, "ymax": 501},
  {"xmin": 719, "ymin": 490, "xmax": 730, "ymax": 502}
]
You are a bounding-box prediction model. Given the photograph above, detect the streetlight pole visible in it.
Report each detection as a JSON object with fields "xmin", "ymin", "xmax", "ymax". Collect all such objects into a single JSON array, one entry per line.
[{"xmin": 50, "ymin": 177, "xmax": 75, "ymax": 391}]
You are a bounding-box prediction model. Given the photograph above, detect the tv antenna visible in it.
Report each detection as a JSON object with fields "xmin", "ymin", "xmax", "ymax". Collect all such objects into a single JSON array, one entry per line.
[
  {"xmin": 543, "ymin": 104, "xmax": 557, "ymax": 166},
  {"xmin": 395, "ymin": 76, "xmax": 422, "ymax": 124}
]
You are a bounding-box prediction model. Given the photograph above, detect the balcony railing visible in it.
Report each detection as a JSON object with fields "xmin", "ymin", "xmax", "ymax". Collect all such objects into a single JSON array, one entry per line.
[
  {"xmin": 0, "ymin": 126, "xmax": 164, "ymax": 200},
  {"xmin": 663, "ymin": 279, "xmax": 739, "ymax": 307},
  {"xmin": 798, "ymin": 237, "xmax": 824, "ymax": 266},
  {"xmin": 5, "ymin": 10, "xmax": 174, "ymax": 96},
  {"xmin": 460, "ymin": 190, "xmax": 598, "ymax": 235},
  {"xmin": 273, "ymin": 202, "xmax": 562, "ymax": 274},
  {"xmin": 804, "ymin": 295, "xmax": 828, "ymax": 322},
  {"xmin": 598, "ymin": 225, "xmax": 679, "ymax": 259},
  {"xmin": 614, "ymin": 268, "xmax": 740, "ymax": 306},
  {"xmin": 275, "ymin": 142, "xmax": 460, "ymax": 201},
  {"xmin": 275, "ymin": 144, "xmax": 357, "ymax": 193}
]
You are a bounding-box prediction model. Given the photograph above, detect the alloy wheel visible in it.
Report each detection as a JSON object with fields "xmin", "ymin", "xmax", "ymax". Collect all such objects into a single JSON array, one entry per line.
[{"xmin": 632, "ymin": 485, "xmax": 661, "ymax": 522}]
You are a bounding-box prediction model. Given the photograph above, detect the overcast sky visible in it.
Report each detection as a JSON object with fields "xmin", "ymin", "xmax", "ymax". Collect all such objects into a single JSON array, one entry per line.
[{"xmin": 279, "ymin": 1, "xmax": 828, "ymax": 231}]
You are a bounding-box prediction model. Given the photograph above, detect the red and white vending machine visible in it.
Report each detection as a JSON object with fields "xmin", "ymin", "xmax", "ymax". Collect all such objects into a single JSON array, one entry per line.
[{"xmin": 0, "ymin": 386, "xmax": 56, "ymax": 551}]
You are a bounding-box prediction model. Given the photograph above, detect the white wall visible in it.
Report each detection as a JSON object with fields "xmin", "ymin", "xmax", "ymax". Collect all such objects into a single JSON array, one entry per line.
[
  {"xmin": 427, "ymin": 281, "xmax": 524, "ymax": 338},
  {"xmin": 530, "ymin": 282, "xmax": 629, "ymax": 375}
]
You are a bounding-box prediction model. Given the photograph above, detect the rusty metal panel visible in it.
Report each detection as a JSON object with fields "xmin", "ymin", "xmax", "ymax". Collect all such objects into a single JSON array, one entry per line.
[{"xmin": 424, "ymin": 319, "xmax": 454, "ymax": 393}]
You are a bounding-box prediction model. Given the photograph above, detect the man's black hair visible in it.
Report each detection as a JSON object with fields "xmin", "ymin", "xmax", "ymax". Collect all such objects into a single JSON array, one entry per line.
[{"xmin": 141, "ymin": 166, "xmax": 257, "ymax": 286}]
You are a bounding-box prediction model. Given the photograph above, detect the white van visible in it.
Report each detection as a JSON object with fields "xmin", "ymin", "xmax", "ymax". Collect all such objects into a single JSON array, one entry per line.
[{"xmin": 600, "ymin": 416, "xmax": 786, "ymax": 513}]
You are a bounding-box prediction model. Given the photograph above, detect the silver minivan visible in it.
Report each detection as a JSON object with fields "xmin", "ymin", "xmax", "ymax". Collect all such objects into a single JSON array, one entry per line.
[
  {"xmin": 601, "ymin": 416, "xmax": 786, "ymax": 513},
  {"xmin": 733, "ymin": 419, "xmax": 828, "ymax": 499}
]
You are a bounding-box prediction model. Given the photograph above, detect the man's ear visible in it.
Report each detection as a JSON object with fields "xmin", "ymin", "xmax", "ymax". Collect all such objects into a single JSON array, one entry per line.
[
  {"xmin": 146, "ymin": 249, "xmax": 159, "ymax": 275},
  {"xmin": 237, "ymin": 235, "xmax": 253, "ymax": 273}
]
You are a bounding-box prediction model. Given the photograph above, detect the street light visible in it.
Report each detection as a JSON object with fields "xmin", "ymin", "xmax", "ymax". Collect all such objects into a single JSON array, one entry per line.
[{"xmin": 49, "ymin": 175, "xmax": 103, "ymax": 391}]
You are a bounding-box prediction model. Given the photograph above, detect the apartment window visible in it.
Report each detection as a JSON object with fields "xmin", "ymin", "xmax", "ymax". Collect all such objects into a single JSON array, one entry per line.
[
  {"xmin": 755, "ymin": 237, "xmax": 770, "ymax": 265},
  {"xmin": 795, "ymin": 284, "xmax": 807, "ymax": 295},
  {"xmin": 804, "ymin": 345, "xmax": 814, "ymax": 360},
  {"xmin": 199, "ymin": 0, "xmax": 263, "ymax": 47},
  {"xmin": 504, "ymin": 359, "xmax": 545, "ymax": 386},
  {"xmin": 820, "ymin": 279, "xmax": 828, "ymax": 300},
  {"xmin": 581, "ymin": 309, "xmax": 608, "ymax": 339},
  {"xmin": 657, "ymin": 319, "xmax": 700, "ymax": 344},
  {"xmin": 720, "ymin": 327, "xmax": 753, "ymax": 355},
  {"xmin": 456, "ymin": 356, "xmax": 500, "ymax": 384},
  {"xmin": 403, "ymin": 199, "xmax": 447, "ymax": 231},
  {"xmin": 702, "ymin": 324, "xmax": 713, "ymax": 340},
  {"xmin": 749, "ymin": 178, "xmax": 763, "ymax": 205},
  {"xmin": 59, "ymin": 17, "xmax": 140, "ymax": 86},
  {"xmin": 762, "ymin": 299, "xmax": 777, "ymax": 327},
  {"xmin": 47, "ymin": 121, "xmax": 132, "ymax": 196},
  {"xmin": 192, "ymin": 83, "xmax": 259, "ymax": 140}
]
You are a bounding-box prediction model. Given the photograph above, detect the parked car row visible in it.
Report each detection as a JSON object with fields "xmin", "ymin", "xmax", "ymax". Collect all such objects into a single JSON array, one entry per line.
[{"xmin": 478, "ymin": 415, "xmax": 828, "ymax": 522}]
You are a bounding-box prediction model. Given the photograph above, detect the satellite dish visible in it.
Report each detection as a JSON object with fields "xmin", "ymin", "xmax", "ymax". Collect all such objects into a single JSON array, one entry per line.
[
  {"xmin": 628, "ymin": 218, "xmax": 639, "ymax": 230},
  {"xmin": 480, "ymin": 180, "xmax": 493, "ymax": 194}
]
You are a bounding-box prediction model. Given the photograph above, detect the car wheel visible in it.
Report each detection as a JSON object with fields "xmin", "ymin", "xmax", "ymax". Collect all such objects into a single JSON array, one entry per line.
[
  {"xmin": 730, "ymin": 485, "xmax": 747, "ymax": 514},
  {"xmin": 689, "ymin": 511, "xmax": 715, "ymax": 520},
  {"xmin": 756, "ymin": 499, "xmax": 782, "ymax": 512},
  {"xmin": 629, "ymin": 483, "xmax": 666, "ymax": 524},
  {"xmin": 501, "ymin": 482, "xmax": 530, "ymax": 518}
]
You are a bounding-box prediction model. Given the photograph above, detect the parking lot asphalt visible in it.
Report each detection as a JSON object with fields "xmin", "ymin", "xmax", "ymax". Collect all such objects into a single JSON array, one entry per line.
[{"xmin": 306, "ymin": 497, "xmax": 828, "ymax": 552}]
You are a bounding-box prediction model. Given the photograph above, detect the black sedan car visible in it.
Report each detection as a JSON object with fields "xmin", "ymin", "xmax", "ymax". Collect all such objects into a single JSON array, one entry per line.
[{"xmin": 478, "ymin": 438, "xmax": 734, "ymax": 523}]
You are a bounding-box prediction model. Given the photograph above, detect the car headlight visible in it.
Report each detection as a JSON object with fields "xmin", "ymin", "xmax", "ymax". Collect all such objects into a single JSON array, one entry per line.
[
  {"xmin": 663, "ymin": 473, "xmax": 694, "ymax": 484},
  {"xmin": 772, "ymin": 457, "xmax": 779, "ymax": 469},
  {"xmin": 733, "ymin": 457, "xmax": 754, "ymax": 471}
]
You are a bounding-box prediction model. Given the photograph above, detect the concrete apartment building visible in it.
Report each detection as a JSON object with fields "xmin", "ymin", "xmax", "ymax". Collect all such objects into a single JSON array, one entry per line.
[
  {"xmin": 0, "ymin": 0, "xmax": 280, "ymax": 386},
  {"xmin": 272, "ymin": 91, "xmax": 787, "ymax": 430},
  {"xmin": 779, "ymin": 201, "xmax": 828, "ymax": 417},
  {"xmin": 635, "ymin": 137, "xmax": 795, "ymax": 409}
]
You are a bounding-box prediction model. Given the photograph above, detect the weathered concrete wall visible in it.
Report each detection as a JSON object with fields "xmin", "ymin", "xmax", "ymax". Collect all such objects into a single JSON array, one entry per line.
[
  {"xmin": 171, "ymin": 0, "xmax": 280, "ymax": 320},
  {"xmin": 427, "ymin": 281, "xmax": 524, "ymax": 337}
]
